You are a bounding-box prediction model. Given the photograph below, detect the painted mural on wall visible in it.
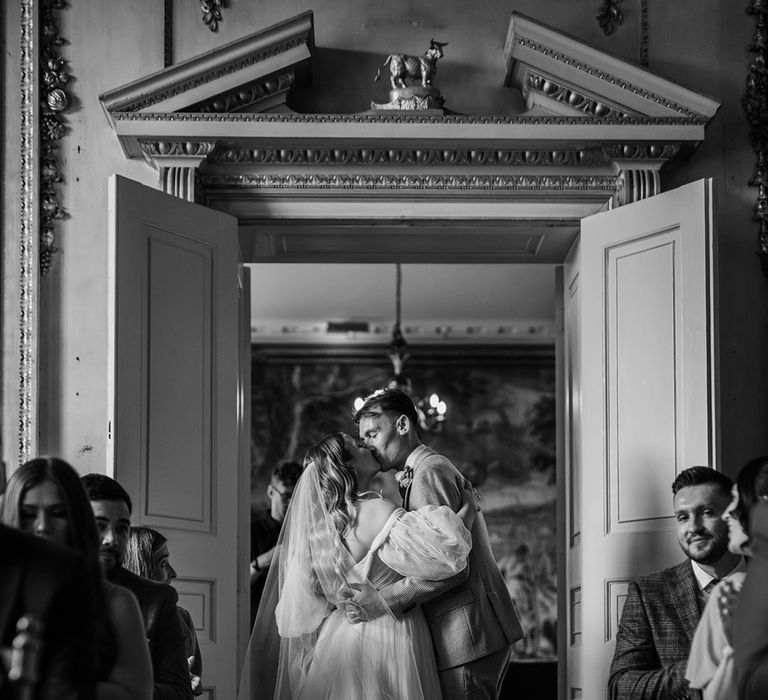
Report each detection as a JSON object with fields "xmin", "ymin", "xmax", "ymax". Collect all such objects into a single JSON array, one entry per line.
[{"xmin": 251, "ymin": 344, "xmax": 557, "ymax": 660}]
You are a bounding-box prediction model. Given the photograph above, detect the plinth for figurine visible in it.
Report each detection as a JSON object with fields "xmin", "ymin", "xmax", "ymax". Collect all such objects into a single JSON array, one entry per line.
[{"xmin": 370, "ymin": 86, "xmax": 445, "ymax": 114}]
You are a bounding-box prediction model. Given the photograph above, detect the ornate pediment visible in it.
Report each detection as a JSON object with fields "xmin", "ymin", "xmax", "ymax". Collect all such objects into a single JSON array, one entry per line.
[
  {"xmin": 99, "ymin": 10, "xmax": 721, "ymax": 259},
  {"xmin": 504, "ymin": 13, "xmax": 719, "ymax": 122},
  {"xmin": 100, "ymin": 11, "xmax": 314, "ymax": 117}
]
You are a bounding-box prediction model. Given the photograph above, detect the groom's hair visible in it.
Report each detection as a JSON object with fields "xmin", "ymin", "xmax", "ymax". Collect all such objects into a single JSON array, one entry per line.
[{"xmin": 353, "ymin": 387, "xmax": 418, "ymax": 427}]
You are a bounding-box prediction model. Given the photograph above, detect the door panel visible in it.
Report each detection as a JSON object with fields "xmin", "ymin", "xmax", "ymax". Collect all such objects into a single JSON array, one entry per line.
[
  {"xmin": 108, "ymin": 174, "xmax": 245, "ymax": 700},
  {"xmin": 564, "ymin": 179, "xmax": 716, "ymax": 699}
]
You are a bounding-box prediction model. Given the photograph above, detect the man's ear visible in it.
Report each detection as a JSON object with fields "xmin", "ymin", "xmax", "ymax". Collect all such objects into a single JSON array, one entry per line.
[{"xmin": 396, "ymin": 414, "xmax": 410, "ymax": 434}]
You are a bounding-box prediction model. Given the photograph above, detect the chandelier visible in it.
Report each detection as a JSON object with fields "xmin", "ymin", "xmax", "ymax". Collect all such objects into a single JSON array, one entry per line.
[{"xmin": 354, "ymin": 264, "xmax": 447, "ymax": 432}]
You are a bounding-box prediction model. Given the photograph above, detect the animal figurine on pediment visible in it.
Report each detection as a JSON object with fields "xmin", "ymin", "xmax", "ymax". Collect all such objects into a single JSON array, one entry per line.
[{"xmin": 374, "ymin": 39, "xmax": 449, "ymax": 90}]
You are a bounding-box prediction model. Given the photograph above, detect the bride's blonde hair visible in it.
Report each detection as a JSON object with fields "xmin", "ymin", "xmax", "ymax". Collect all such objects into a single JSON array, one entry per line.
[{"xmin": 304, "ymin": 433, "xmax": 358, "ymax": 537}]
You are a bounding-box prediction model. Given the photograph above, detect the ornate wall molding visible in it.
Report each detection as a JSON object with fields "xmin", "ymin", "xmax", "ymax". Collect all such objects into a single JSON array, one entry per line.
[
  {"xmin": 200, "ymin": 172, "xmax": 620, "ymax": 192},
  {"xmin": 201, "ymin": 0, "xmax": 225, "ymax": 32},
  {"xmin": 208, "ymin": 146, "xmax": 608, "ymax": 167},
  {"xmin": 40, "ymin": 0, "xmax": 69, "ymax": 275},
  {"xmin": 514, "ymin": 35, "xmax": 696, "ymax": 118},
  {"xmin": 19, "ymin": 0, "xmax": 40, "ymax": 462},
  {"xmin": 111, "ymin": 111, "xmax": 706, "ymax": 126},
  {"xmin": 164, "ymin": 0, "xmax": 172, "ymax": 67},
  {"xmin": 192, "ymin": 72, "xmax": 296, "ymax": 113},
  {"xmin": 524, "ymin": 71, "xmax": 633, "ymax": 118},
  {"xmin": 640, "ymin": 0, "xmax": 649, "ymax": 66},
  {"xmin": 612, "ymin": 168, "xmax": 660, "ymax": 206},
  {"xmin": 250, "ymin": 321, "xmax": 558, "ymax": 344},
  {"xmin": 603, "ymin": 143, "xmax": 679, "ymax": 160},
  {"xmin": 111, "ymin": 37, "xmax": 307, "ymax": 113},
  {"xmin": 139, "ymin": 140, "xmax": 216, "ymax": 202},
  {"xmin": 743, "ymin": 0, "xmax": 768, "ymax": 277}
]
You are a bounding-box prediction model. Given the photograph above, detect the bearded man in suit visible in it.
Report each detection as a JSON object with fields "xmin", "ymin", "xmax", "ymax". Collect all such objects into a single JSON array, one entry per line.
[
  {"xmin": 347, "ymin": 388, "xmax": 523, "ymax": 700},
  {"xmin": 608, "ymin": 466, "xmax": 744, "ymax": 700},
  {"xmin": 81, "ymin": 474, "xmax": 193, "ymax": 700}
]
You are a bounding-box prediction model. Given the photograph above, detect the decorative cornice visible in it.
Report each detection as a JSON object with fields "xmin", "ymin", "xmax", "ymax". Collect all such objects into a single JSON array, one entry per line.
[
  {"xmin": 99, "ymin": 12, "xmax": 314, "ymax": 115},
  {"xmin": 597, "ymin": 0, "xmax": 623, "ymax": 36},
  {"xmin": 208, "ymin": 146, "xmax": 608, "ymax": 167},
  {"xmin": 743, "ymin": 0, "xmax": 768, "ymax": 278},
  {"xmin": 524, "ymin": 71, "xmax": 632, "ymax": 119},
  {"xmin": 139, "ymin": 140, "xmax": 217, "ymax": 158},
  {"xmin": 201, "ymin": 0, "xmax": 225, "ymax": 32},
  {"xmin": 40, "ymin": 0, "xmax": 69, "ymax": 275},
  {"xmin": 116, "ymin": 37, "xmax": 306, "ymax": 113},
  {"xmin": 514, "ymin": 35, "xmax": 697, "ymax": 118},
  {"xmin": 193, "ymin": 72, "xmax": 295, "ymax": 113},
  {"xmin": 199, "ymin": 172, "xmax": 619, "ymax": 192},
  {"xmin": 602, "ymin": 143, "xmax": 679, "ymax": 159},
  {"xmin": 111, "ymin": 111, "xmax": 707, "ymax": 126}
]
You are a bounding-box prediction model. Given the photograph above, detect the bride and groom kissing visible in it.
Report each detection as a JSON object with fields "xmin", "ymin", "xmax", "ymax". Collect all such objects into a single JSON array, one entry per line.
[{"xmin": 242, "ymin": 388, "xmax": 523, "ymax": 700}]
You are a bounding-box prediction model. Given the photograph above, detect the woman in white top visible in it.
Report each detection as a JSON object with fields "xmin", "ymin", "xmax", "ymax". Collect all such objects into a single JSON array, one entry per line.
[
  {"xmin": 241, "ymin": 432, "xmax": 478, "ymax": 700},
  {"xmin": 687, "ymin": 456, "xmax": 768, "ymax": 700}
]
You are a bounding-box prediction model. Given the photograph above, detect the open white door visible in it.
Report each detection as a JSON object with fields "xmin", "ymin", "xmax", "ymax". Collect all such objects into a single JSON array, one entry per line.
[
  {"xmin": 563, "ymin": 179, "xmax": 716, "ymax": 698},
  {"xmin": 107, "ymin": 175, "xmax": 247, "ymax": 699}
]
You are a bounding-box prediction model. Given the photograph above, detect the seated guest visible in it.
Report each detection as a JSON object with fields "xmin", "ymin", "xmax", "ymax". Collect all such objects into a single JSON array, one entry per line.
[
  {"xmin": 0, "ymin": 523, "xmax": 96, "ymax": 700},
  {"xmin": 685, "ymin": 457, "xmax": 768, "ymax": 699},
  {"xmin": 124, "ymin": 527, "xmax": 203, "ymax": 696},
  {"xmin": 609, "ymin": 466, "xmax": 743, "ymax": 700},
  {"xmin": 81, "ymin": 474, "xmax": 192, "ymax": 700},
  {"xmin": 1, "ymin": 458, "xmax": 152, "ymax": 700},
  {"xmin": 733, "ymin": 490, "xmax": 768, "ymax": 699}
]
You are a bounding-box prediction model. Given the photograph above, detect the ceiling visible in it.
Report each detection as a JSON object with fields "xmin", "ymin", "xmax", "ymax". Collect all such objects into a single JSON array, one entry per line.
[{"xmin": 248, "ymin": 262, "xmax": 557, "ymax": 345}]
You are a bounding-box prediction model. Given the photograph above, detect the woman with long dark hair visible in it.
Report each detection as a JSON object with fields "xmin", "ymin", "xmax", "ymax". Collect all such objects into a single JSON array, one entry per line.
[{"xmin": 1, "ymin": 457, "xmax": 152, "ymax": 700}]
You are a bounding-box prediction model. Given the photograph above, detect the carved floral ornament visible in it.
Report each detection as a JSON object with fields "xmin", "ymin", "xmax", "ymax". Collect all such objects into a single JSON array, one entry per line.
[
  {"xmin": 744, "ymin": 0, "xmax": 768, "ymax": 277},
  {"xmin": 40, "ymin": 0, "xmax": 69, "ymax": 275}
]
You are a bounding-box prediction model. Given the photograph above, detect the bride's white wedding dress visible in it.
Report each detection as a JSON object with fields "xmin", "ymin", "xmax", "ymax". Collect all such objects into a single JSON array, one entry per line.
[
  {"xmin": 239, "ymin": 462, "xmax": 470, "ymax": 700},
  {"xmin": 297, "ymin": 506, "xmax": 468, "ymax": 700}
]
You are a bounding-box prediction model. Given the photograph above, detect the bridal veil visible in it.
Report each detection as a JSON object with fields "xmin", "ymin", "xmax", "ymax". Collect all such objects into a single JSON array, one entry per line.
[{"xmin": 237, "ymin": 462, "xmax": 388, "ymax": 699}]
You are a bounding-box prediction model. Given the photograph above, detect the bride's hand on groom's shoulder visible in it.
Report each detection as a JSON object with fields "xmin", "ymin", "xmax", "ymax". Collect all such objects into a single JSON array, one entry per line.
[
  {"xmin": 461, "ymin": 478, "xmax": 481, "ymax": 512},
  {"xmin": 340, "ymin": 582, "xmax": 387, "ymax": 624}
]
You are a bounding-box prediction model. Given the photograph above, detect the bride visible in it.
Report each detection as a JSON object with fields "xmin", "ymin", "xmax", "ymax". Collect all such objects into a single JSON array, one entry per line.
[{"xmin": 240, "ymin": 432, "xmax": 478, "ymax": 700}]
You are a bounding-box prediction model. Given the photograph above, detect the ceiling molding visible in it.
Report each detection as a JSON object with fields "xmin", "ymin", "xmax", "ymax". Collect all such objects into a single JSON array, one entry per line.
[{"xmin": 250, "ymin": 321, "xmax": 558, "ymax": 345}]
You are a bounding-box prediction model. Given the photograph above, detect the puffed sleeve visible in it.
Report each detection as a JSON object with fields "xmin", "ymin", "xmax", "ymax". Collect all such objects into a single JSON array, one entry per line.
[{"xmin": 378, "ymin": 505, "xmax": 471, "ymax": 580}]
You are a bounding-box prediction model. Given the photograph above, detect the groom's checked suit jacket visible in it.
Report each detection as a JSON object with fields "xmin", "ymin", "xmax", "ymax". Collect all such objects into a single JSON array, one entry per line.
[
  {"xmin": 608, "ymin": 560, "xmax": 703, "ymax": 700},
  {"xmin": 379, "ymin": 445, "xmax": 523, "ymax": 670}
]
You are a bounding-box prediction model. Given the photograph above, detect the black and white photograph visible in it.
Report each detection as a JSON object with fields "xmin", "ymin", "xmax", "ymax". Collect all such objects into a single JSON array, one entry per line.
[{"xmin": 1, "ymin": 1, "xmax": 767, "ymax": 699}]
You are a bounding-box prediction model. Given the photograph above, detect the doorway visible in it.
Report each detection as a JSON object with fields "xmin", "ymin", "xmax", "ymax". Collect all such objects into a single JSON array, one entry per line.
[{"xmin": 246, "ymin": 261, "xmax": 561, "ymax": 699}]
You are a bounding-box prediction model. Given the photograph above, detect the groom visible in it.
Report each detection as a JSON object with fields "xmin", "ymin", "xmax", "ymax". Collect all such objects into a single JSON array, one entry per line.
[{"xmin": 348, "ymin": 387, "xmax": 523, "ymax": 700}]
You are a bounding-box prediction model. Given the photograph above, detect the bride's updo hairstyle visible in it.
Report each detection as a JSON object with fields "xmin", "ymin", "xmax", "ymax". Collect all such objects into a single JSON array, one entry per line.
[
  {"xmin": 732, "ymin": 456, "xmax": 768, "ymax": 536},
  {"xmin": 304, "ymin": 433, "xmax": 358, "ymax": 537}
]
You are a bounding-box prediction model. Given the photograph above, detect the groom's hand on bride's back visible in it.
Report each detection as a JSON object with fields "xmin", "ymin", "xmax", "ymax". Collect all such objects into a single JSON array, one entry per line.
[{"xmin": 341, "ymin": 582, "xmax": 388, "ymax": 624}]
